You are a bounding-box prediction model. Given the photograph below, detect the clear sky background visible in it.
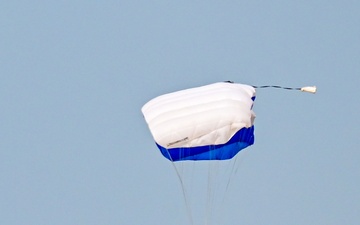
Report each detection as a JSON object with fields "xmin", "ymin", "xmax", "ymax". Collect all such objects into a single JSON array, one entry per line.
[{"xmin": 1, "ymin": 1, "xmax": 359, "ymax": 225}]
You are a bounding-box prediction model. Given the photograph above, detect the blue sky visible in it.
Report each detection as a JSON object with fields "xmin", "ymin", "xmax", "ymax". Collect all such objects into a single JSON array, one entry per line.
[{"xmin": 1, "ymin": 1, "xmax": 359, "ymax": 225}]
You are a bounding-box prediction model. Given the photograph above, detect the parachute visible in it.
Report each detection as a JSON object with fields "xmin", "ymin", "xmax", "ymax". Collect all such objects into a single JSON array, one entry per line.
[
  {"xmin": 141, "ymin": 81, "xmax": 316, "ymax": 225},
  {"xmin": 141, "ymin": 82, "xmax": 256, "ymax": 161}
]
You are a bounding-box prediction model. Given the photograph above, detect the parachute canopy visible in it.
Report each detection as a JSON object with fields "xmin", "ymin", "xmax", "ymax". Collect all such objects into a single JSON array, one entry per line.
[{"xmin": 142, "ymin": 82, "xmax": 256, "ymax": 161}]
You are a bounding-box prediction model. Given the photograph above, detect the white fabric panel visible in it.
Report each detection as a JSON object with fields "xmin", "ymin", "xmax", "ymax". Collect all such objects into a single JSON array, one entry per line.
[{"xmin": 142, "ymin": 82, "xmax": 256, "ymax": 148}]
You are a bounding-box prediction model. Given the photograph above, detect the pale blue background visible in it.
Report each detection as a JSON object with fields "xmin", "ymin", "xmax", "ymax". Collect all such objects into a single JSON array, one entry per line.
[{"xmin": 1, "ymin": 1, "xmax": 359, "ymax": 225}]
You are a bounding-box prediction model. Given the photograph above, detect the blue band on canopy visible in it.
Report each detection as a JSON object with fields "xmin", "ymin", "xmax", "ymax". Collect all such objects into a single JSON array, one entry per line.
[{"xmin": 156, "ymin": 126, "xmax": 254, "ymax": 161}]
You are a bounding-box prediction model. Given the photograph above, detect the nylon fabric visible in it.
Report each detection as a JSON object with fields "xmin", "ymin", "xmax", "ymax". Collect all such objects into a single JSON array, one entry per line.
[
  {"xmin": 157, "ymin": 126, "xmax": 254, "ymax": 161},
  {"xmin": 142, "ymin": 82, "xmax": 256, "ymax": 161}
]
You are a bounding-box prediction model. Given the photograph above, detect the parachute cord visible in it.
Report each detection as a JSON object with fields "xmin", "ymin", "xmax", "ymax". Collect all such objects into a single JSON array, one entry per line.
[
  {"xmin": 252, "ymin": 85, "xmax": 301, "ymax": 90},
  {"xmin": 222, "ymin": 151, "xmax": 248, "ymax": 205},
  {"xmin": 224, "ymin": 157, "xmax": 237, "ymax": 196},
  {"xmin": 205, "ymin": 162, "xmax": 215, "ymax": 225},
  {"xmin": 165, "ymin": 149, "xmax": 194, "ymax": 225},
  {"xmin": 169, "ymin": 161, "xmax": 194, "ymax": 225}
]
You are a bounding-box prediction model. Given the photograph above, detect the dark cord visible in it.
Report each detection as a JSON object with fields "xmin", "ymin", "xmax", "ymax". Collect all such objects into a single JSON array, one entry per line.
[{"xmin": 252, "ymin": 85, "xmax": 301, "ymax": 90}]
